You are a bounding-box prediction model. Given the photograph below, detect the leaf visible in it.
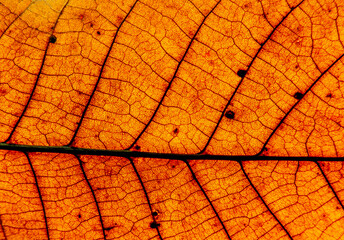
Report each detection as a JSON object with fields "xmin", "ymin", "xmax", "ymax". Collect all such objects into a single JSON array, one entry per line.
[{"xmin": 0, "ymin": 0, "xmax": 344, "ymax": 239}]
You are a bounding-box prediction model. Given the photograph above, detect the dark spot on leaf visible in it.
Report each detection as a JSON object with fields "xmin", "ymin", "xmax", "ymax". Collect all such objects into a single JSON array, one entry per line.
[
  {"xmin": 171, "ymin": 165, "xmax": 176, "ymax": 168},
  {"xmin": 117, "ymin": 16, "xmax": 124, "ymax": 25},
  {"xmin": 295, "ymin": 64, "xmax": 299, "ymax": 69},
  {"xmin": 78, "ymin": 214, "xmax": 81, "ymax": 218},
  {"xmin": 97, "ymin": 31, "xmax": 101, "ymax": 35},
  {"xmin": 173, "ymin": 128, "xmax": 179, "ymax": 134},
  {"xmin": 237, "ymin": 69, "xmax": 247, "ymax": 78},
  {"xmin": 152, "ymin": 211, "xmax": 158, "ymax": 216},
  {"xmin": 225, "ymin": 110, "xmax": 235, "ymax": 119},
  {"xmin": 336, "ymin": 206, "xmax": 340, "ymax": 210},
  {"xmin": 0, "ymin": 87, "xmax": 8, "ymax": 96},
  {"xmin": 90, "ymin": 23, "xmax": 94, "ymax": 27},
  {"xmin": 49, "ymin": 35, "xmax": 57, "ymax": 43},
  {"xmin": 326, "ymin": 93, "xmax": 333, "ymax": 98},
  {"xmin": 294, "ymin": 92, "xmax": 303, "ymax": 100},
  {"xmin": 104, "ymin": 226, "xmax": 115, "ymax": 231},
  {"xmin": 134, "ymin": 145, "xmax": 141, "ymax": 150},
  {"xmin": 150, "ymin": 221, "xmax": 160, "ymax": 229}
]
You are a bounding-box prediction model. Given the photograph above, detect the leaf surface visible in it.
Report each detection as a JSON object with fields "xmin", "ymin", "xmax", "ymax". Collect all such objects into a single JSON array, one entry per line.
[{"xmin": 0, "ymin": 0, "xmax": 344, "ymax": 239}]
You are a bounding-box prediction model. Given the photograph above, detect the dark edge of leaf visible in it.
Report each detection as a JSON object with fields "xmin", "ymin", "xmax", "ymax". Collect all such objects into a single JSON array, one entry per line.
[
  {"xmin": 127, "ymin": 0, "xmax": 223, "ymax": 150},
  {"xmin": 4, "ymin": 1, "xmax": 70, "ymax": 143},
  {"xmin": 128, "ymin": 157, "xmax": 163, "ymax": 240},
  {"xmin": 256, "ymin": 53, "xmax": 344, "ymax": 156},
  {"xmin": 68, "ymin": 0, "xmax": 139, "ymax": 146},
  {"xmin": 184, "ymin": 160, "xmax": 232, "ymax": 240},
  {"xmin": 0, "ymin": 214, "xmax": 8, "ymax": 240},
  {"xmin": 315, "ymin": 161, "xmax": 344, "ymax": 210},
  {"xmin": 74, "ymin": 155, "xmax": 107, "ymax": 239},
  {"xmin": 23, "ymin": 152, "xmax": 50, "ymax": 240},
  {"xmin": 239, "ymin": 161, "xmax": 293, "ymax": 240},
  {"xmin": 0, "ymin": 143, "xmax": 343, "ymax": 161},
  {"xmin": 199, "ymin": 0, "xmax": 305, "ymax": 154}
]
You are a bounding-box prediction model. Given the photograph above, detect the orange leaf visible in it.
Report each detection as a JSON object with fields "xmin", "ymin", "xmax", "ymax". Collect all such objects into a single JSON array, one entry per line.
[{"xmin": 0, "ymin": 0, "xmax": 344, "ymax": 239}]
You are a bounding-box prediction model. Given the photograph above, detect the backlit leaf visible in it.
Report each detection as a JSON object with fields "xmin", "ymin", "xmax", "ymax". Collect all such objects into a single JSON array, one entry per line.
[{"xmin": 0, "ymin": 0, "xmax": 344, "ymax": 239}]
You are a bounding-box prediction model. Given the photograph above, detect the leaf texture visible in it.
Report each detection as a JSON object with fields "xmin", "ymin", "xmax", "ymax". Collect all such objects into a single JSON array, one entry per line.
[{"xmin": 0, "ymin": 0, "xmax": 344, "ymax": 239}]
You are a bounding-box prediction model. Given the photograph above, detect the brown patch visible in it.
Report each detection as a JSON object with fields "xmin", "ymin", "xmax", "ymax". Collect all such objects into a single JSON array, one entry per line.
[
  {"xmin": 237, "ymin": 69, "xmax": 247, "ymax": 78},
  {"xmin": 326, "ymin": 93, "xmax": 333, "ymax": 98},
  {"xmin": 97, "ymin": 31, "xmax": 101, "ymax": 35},
  {"xmin": 296, "ymin": 25, "xmax": 303, "ymax": 32},
  {"xmin": 173, "ymin": 128, "xmax": 179, "ymax": 135},
  {"xmin": 150, "ymin": 221, "xmax": 160, "ymax": 229},
  {"xmin": 243, "ymin": 3, "xmax": 251, "ymax": 9},
  {"xmin": 0, "ymin": 87, "xmax": 8, "ymax": 96},
  {"xmin": 49, "ymin": 35, "xmax": 57, "ymax": 43},
  {"xmin": 104, "ymin": 225, "xmax": 116, "ymax": 231},
  {"xmin": 294, "ymin": 92, "xmax": 303, "ymax": 100},
  {"xmin": 225, "ymin": 110, "xmax": 235, "ymax": 119},
  {"xmin": 117, "ymin": 16, "xmax": 124, "ymax": 25},
  {"xmin": 188, "ymin": 30, "xmax": 195, "ymax": 37},
  {"xmin": 169, "ymin": 159, "xmax": 181, "ymax": 169}
]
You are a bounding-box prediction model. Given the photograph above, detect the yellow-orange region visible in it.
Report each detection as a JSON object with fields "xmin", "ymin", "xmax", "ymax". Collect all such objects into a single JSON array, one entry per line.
[
  {"xmin": 1, "ymin": 0, "xmax": 344, "ymax": 239},
  {"xmin": 0, "ymin": 0, "xmax": 343, "ymax": 157}
]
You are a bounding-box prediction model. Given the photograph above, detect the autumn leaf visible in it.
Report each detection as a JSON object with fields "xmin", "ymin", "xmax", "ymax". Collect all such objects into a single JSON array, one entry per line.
[{"xmin": 1, "ymin": 0, "xmax": 344, "ymax": 239}]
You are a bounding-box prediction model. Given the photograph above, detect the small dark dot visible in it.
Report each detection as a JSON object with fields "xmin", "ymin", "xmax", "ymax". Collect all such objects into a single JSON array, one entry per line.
[
  {"xmin": 104, "ymin": 226, "xmax": 115, "ymax": 231},
  {"xmin": 225, "ymin": 110, "xmax": 235, "ymax": 119},
  {"xmin": 171, "ymin": 165, "xmax": 176, "ymax": 169},
  {"xmin": 49, "ymin": 35, "xmax": 57, "ymax": 43},
  {"xmin": 152, "ymin": 211, "xmax": 158, "ymax": 216},
  {"xmin": 326, "ymin": 93, "xmax": 333, "ymax": 98},
  {"xmin": 264, "ymin": 147, "xmax": 268, "ymax": 151},
  {"xmin": 90, "ymin": 23, "xmax": 94, "ymax": 27},
  {"xmin": 294, "ymin": 92, "xmax": 303, "ymax": 100},
  {"xmin": 173, "ymin": 128, "xmax": 179, "ymax": 134},
  {"xmin": 78, "ymin": 214, "xmax": 81, "ymax": 218},
  {"xmin": 150, "ymin": 221, "xmax": 160, "ymax": 229},
  {"xmin": 97, "ymin": 31, "xmax": 101, "ymax": 35},
  {"xmin": 134, "ymin": 145, "xmax": 141, "ymax": 150},
  {"xmin": 237, "ymin": 69, "xmax": 247, "ymax": 78},
  {"xmin": 336, "ymin": 206, "xmax": 340, "ymax": 210}
]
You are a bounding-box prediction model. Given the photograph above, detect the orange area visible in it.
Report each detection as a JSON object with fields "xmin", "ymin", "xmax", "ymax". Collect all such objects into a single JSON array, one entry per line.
[{"xmin": 1, "ymin": 0, "xmax": 344, "ymax": 239}]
